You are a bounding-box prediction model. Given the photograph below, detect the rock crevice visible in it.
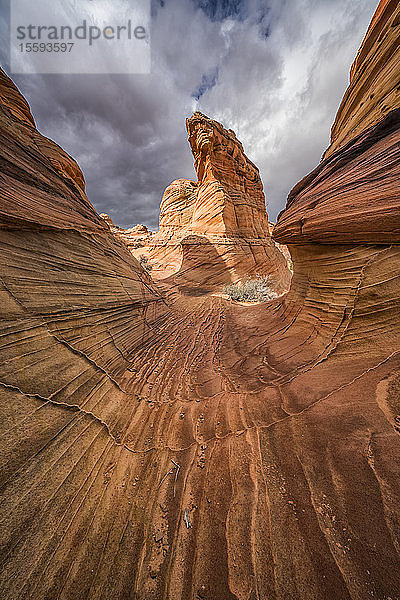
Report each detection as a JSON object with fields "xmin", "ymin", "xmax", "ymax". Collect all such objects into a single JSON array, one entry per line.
[{"xmin": 1, "ymin": 1, "xmax": 400, "ymax": 597}]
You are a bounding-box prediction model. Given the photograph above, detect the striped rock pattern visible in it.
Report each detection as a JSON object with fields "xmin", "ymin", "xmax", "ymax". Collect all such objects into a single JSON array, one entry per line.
[
  {"xmin": 99, "ymin": 214, "xmax": 154, "ymax": 253},
  {"xmin": 273, "ymin": 0, "xmax": 400, "ymax": 245},
  {"xmin": 143, "ymin": 112, "xmax": 291, "ymax": 294},
  {"xmin": 324, "ymin": 0, "xmax": 400, "ymax": 159},
  {"xmin": 1, "ymin": 1, "xmax": 400, "ymax": 598}
]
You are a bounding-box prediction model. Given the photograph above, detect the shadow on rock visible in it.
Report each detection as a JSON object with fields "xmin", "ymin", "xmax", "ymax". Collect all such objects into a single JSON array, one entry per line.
[{"xmin": 162, "ymin": 235, "xmax": 234, "ymax": 296}]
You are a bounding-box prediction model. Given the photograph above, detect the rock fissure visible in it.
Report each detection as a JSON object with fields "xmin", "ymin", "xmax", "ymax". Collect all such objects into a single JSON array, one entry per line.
[{"xmin": 1, "ymin": 4, "xmax": 400, "ymax": 597}]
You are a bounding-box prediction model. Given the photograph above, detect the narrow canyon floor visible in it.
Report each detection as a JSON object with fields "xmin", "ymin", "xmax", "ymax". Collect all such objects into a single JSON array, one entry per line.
[
  {"xmin": 1, "ymin": 0, "xmax": 400, "ymax": 598},
  {"xmin": 2, "ymin": 242, "xmax": 400, "ymax": 600}
]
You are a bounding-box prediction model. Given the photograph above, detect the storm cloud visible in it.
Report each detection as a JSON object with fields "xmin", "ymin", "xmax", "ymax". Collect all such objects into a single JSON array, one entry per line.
[{"xmin": 0, "ymin": 0, "xmax": 377, "ymax": 228}]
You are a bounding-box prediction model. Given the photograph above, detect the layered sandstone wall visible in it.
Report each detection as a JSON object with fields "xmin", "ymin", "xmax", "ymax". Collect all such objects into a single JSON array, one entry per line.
[
  {"xmin": 0, "ymin": 64, "xmax": 170, "ymax": 537},
  {"xmin": 324, "ymin": 0, "xmax": 400, "ymax": 159},
  {"xmin": 273, "ymin": 0, "xmax": 400, "ymax": 355},
  {"xmin": 158, "ymin": 178, "xmax": 198, "ymax": 236},
  {"xmin": 267, "ymin": 4, "xmax": 400, "ymax": 593},
  {"xmin": 186, "ymin": 112, "xmax": 270, "ymax": 239},
  {"xmin": 273, "ymin": 108, "xmax": 400, "ymax": 243},
  {"xmin": 274, "ymin": 0, "xmax": 400, "ymax": 245},
  {"xmin": 99, "ymin": 213, "xmax": 154, "ymax": 252},
  {"xmin": 143, "ymin": 112, "xmax": 291, "ymax": 294},
  {"xmin": 1, "ymin": 2, "xmax": 400, "ymax": 598}
]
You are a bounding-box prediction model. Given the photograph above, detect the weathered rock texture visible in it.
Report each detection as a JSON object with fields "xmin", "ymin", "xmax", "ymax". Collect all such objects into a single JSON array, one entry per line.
[
  {"xmin": 324, "ymin": 0, "xmax": 400, "ymax": 160},
  {"xmin": 1, "ymin": 2, "xmax": 400, "ymax": 598},
  {"xmin": 99, "ymin": 213, "xmax": 153, "ymax": 252},
  {"xmin": 142, "ymin": 112, "xmax": 291, "ymax": 294},
  {"xmin": 273, "ymin": 1, "xmax": 400, "ymax": 245}
]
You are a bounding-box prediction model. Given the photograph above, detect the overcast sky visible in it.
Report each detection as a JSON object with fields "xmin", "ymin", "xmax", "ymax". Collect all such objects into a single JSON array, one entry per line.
[{"xmin": 0, "ymin": 0, "xmax": 377, "ymax": 228}]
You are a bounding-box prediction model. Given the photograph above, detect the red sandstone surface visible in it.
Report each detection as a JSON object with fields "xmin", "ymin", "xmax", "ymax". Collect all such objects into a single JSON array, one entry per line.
[
  {"xmin": 325, "ymin": 0, "xmax": 400, "ymax": 159},
  {"xmin": 99, "ymin": 213, "xmax": 154, "ymax": 253},
  {"xmin": 0, "ymin": 2, "xmax": 400, "ymax": 599},
  {"xmin": 136, "ymin": 112, "xmax": 291, "ymax": 295}
]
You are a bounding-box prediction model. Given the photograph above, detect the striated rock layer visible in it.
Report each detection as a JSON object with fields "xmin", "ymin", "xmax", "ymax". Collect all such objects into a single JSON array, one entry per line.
[
  {"xmin": 142, "ymin": 112, "xmax": 291, "ymax": 294},
  {"xmin": 273, "ymin": 2, "xmax": 400, "ymax": 245},
  {"xmin": 324, "ymin": 0, "xmax": 400, "ymax": 160},
  {"xmin": 273, "ymin": 108, "xmax": 400, "ymax": 244},
  {"xmin": 1, "ymin": 2, "xmax": 400, "ymax": 598},
  {"xmin": 99, "ymin": 213, "xmax": 153, "ymax": 253}
]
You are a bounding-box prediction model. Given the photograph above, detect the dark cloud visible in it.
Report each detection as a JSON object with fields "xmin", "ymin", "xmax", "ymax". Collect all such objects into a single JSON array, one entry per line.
[
  {"xmin": 193, "ymin": 0, "xmax": 244, "ymax": 21},
  {"xmin": 0, "ymin": 0, "xmax": 377, "ymax": 228},
  {"xmin": 192, "ymin": 66, "xmax": 219, "ymax": 100}
]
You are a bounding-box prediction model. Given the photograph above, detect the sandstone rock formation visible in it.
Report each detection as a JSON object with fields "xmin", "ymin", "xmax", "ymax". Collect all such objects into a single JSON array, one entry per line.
[
  {"xmin": 1, "ymin": 2, "xmax": 400, "ymax": 598},
  {"xmin": 273, "ymin": 2, "xmax": 400, "ymax": 246},
  {"xmin": 324, "ymin": 0, "xmax": 400, "ymax": 160},
  {"xmin": 142, "ymin": 112, "xmax": 291, "ymax": 294},
  {"xmin": 99, "ymin": 213, "xmax": 153, "ymax": 252}
]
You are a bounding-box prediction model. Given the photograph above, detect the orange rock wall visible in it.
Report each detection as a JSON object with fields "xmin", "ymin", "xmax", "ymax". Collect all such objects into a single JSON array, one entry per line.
[
  {"xmin": 158, "ymin": 178, "xmax": 198, "ymax": 235},
  {"xmin": 1, "ymin": 2, "xmax": 400, "ymax": 598},
  {"xmin": 186, "ymin": 112, "xmax": 270, "ymax": 239},
  {"xmin": 145, "ymin": 112, "xmax": 291, "ymax": 294},
  {"xmin": 273, "ymin": 109, "xmax": 400, "ymax": 244},
  {"xmin": 324, "ymin": 0, "xmax": 400, "ymax": 159}
]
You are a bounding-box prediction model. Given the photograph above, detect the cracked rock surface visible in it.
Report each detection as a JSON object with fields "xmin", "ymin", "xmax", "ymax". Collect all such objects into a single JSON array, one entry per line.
[{"xmin": 1, "ymin": 1, "xmax": 400, "ymax": 598}]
